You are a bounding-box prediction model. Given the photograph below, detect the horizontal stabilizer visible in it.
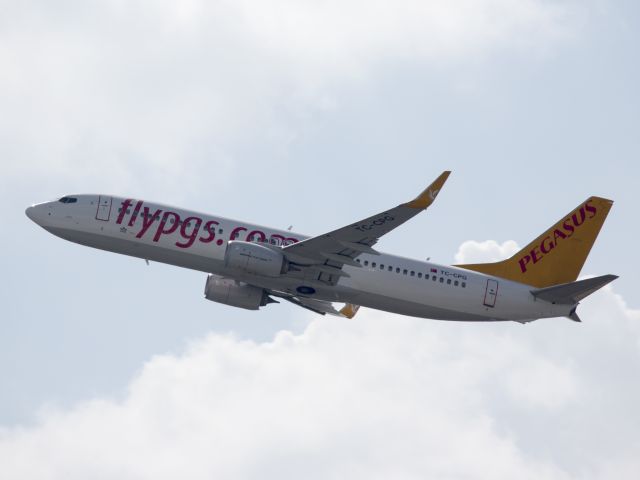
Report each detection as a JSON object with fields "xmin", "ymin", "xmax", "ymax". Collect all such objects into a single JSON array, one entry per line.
[{"xmin": 531, "ymin": 274, "xmax": 618, "ymax": 305}]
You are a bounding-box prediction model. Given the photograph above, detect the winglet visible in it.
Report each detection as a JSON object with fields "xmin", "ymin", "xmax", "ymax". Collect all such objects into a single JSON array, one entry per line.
[
  {"xmin": 404, "ymin": 171, "xmax": 451, "ymax": 209},
  {"xmin": 339, "ymin": 303, "xmax": 360, "ymax": 319}
]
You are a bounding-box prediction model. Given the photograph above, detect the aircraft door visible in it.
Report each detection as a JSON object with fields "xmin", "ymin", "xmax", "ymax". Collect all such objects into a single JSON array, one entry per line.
[
  {"xmin": 96, "ymin": 196, "xmax": 112, "ymax": 221},
  {"xmin": 483, "ymin": 279, "xmax": 498, "ymax": 307}
]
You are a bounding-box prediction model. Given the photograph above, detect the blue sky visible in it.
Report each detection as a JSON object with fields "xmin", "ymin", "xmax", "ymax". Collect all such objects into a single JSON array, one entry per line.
[{"xmin": 1, "ymin": 1, "xmax": 639, "ymax": 478}]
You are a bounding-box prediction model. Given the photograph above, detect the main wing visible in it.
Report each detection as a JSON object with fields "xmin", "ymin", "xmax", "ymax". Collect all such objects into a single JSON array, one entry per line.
[{"xmin": 282, "ymin": 171, "xmax": 451, "ymax": 284}]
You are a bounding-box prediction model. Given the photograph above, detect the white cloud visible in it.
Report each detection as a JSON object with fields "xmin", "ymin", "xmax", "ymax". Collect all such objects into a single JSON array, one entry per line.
[
  {"xmin": 505, "ymin": 357, "xmax": 578, "ymax": 409},
  {"xmin": 1, "ymin": 275, "xmax": 638, "ymax": 479},
  {"xmin": 454, "ymin": 239, "xmax": 520, "ymax": 263},
  {"xmin": 0, "ymin": 0, "xmax": 584, "ymax": 195}
]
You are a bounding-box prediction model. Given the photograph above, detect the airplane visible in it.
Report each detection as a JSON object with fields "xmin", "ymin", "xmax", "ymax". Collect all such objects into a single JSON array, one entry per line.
[{"xmin": 25, "ymin": 171, "xmax": 617, "ymax": 323}]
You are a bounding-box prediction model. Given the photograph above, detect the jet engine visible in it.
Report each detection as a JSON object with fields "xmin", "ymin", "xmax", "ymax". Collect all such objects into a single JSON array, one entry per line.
[
  {"xmin": 204, "ymin": 274, "xmax": 275, "ymax": 310},
  {"xmin": 224, "ymin": 241, "xmax": 285, "ymax": 277}
]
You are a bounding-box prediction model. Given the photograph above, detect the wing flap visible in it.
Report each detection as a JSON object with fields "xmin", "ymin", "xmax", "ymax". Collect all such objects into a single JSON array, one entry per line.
[{"xmin": 271, "ymin": 291, "xmax": 361, "ymax": 318}]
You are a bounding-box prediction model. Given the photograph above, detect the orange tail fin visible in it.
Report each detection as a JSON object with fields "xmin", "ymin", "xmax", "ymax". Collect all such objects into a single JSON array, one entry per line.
[{"xmin": 456, "ymin": 196, "xmax": 613, "ymax": 288}]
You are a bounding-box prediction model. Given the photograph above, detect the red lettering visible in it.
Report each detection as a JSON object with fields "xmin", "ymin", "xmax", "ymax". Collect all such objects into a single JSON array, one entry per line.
[
  {"xmin": 246, "ymin": 230, "xmax": 266, "ymax": 242},
  {"xmin": 540, "ymin": 236, "xmax": 555, "ymax": 254},
  {"xmin": 572, "ymin": 207, "xmax": 586, "ymax": 227},
  {"xmin": 553, "ymin": 228, "xmax": 567, "ymax": 243},
  {"xmin": 128, "ymin": 200, "xmax": 144, "ymax": 227},
  {"xmin": 136, "ymin": 207, "xmax": 163, "ymax": 238},
  {"xmin": 562, "ymin": 219, "xmax": 575, "ymax": 237},
  {"xmin": 229, "ymin": 226, "xmax": 247, "ymax": 241},
  {"xmin": 519, "ymin": 254, "xmax": 531, "ymax": 273},
  {"xmin": 116, "ymin": 199, "xmax": 133, "ymax": 224},
  {"xmin": 270, "ymin": 234, "xmax": 285, "ymax": 246},
  {"xmin": 585, "ymin": 200, "xmax": 597, "ymax": 219},
  {"xmin": 153, "ymin": 211, "xmax": 180, "ymax": 242},
  {"xmin": 176, "ymin": 216, "xmax": 203, "ymax": 248},
  {"xmin": 199, "ymin": 220, "xmax": 219, "ymax": 244},
  {"xmin": 530, "ymin": 246, "xmax": 542, "ymax": 264}
]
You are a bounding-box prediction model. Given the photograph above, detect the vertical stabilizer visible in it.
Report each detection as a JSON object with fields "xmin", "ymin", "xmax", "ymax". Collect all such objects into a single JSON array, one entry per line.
[{"xmin": 456, "ymin": 197, "xmax": 613, "ymax": 288}]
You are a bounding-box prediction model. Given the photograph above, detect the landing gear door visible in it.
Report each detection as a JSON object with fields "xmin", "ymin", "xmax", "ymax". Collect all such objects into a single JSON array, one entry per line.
[
  {"xmin": 483, "ymin": 279, "xmax": 498, "ymax": 308},
  {"xmin": 96, "ymin": 196, "xmax": 112, "ymax": 221}
]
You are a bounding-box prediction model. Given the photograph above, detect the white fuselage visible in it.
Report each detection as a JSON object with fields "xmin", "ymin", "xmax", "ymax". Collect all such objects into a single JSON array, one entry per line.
[{"xmin": 26, "ymin": 195, "xmax": 574, "ymax": 322}]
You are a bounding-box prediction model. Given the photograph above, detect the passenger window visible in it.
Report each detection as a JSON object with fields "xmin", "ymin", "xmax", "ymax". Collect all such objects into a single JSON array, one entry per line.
[
  {"xmin": 439, "ymin": 277, "xmax": 444, "ymax": 283},
  {"xmin": 410, "ymin": 271, "xmax": 415, "ymax": 276},
  {"xmin": 364, "ymin": 261, "xmax": 369, "ymax": 266},
  {"xmin": 372, "ymin": 262, "xmax": 376, "ymax": 268},
  {"xmin": 219, "ymin": 229, "xmax": 223, "ymax": 234},
  {"xmin": 454, "ymin": 280, "xmax": 459, "ymax": 286},
  {"xmin": 403, "ymin": 269, "xmax": 408, "ymax": 275},
  {"xmin": 396, "ymin": 267, "xmax": 400, "ymax": 273},
  {"xmin": 418, "ymin": 272, "xmax": 422, "ymax": 278},
  {"xmin": 447, "ymin": 279, "xmax": 452, "ymax": 285},
  {"xmin": 462, "ymin": 282, "xmax": 466, "ymax": 288},
  {"xmin": 432, "ymin": 276, "xmax": 436, "ymax": 281},
  {"xmin": 356, "ymin": 259, "xmax": 361, "ymax": 263},
  {"xmin": 380, "ymin": 264, "xmax": 384, "ymax": 270},
  {"xmin": 388, "ymin": 266, "xmax": 392, "ymax": 272}
]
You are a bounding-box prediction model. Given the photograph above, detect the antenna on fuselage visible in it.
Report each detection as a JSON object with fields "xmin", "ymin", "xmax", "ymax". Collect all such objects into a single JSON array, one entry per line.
[
  {"xmin": 287, "ymin": 225, "xmax": 293, "ymax": 231},
  {"xmin": 145, "ymin": 259, "xmax": 150, "ymax": 266}
]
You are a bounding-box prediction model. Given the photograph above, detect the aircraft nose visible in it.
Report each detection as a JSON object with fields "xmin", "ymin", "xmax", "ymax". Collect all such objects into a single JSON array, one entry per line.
[{"xmin": 26, "ymin": 204, "xmax": 49, "ymax": 225}]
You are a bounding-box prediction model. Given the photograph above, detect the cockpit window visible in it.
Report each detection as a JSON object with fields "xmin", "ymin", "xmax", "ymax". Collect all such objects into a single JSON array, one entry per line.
[{"xmin": 58, "ymin": 197, "xmax": 78, "ymax": 204}]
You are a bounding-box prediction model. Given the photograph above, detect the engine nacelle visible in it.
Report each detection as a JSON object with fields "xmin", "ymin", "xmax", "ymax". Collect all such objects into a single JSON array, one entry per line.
[
  {"xmin": 224, "ymin": 241, "xmax": 285, "ymax": 277},
  {"xmin": 204, "ymin": 275, "xmax": 272, "ymax": 310}
]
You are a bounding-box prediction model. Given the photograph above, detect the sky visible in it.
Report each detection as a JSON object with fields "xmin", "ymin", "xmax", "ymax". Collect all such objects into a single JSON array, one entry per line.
[{"xmin": 1, "ymin": 0, "xmax": 639, "ymax": 478}]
